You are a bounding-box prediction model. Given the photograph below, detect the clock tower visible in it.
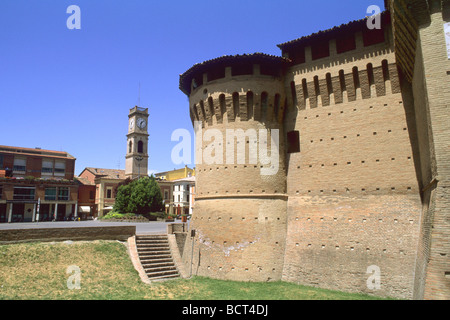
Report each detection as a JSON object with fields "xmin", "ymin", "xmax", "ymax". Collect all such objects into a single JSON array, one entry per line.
[{"xmin": 125, "ymin": 106, "xmax": 149, "ymax": 179}]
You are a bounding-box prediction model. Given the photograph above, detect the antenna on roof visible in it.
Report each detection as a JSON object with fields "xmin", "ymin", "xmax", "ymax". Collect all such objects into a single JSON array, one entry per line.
[{"xmin": 138, "ymin": 81, "xmax": 141, "ymax": 107}]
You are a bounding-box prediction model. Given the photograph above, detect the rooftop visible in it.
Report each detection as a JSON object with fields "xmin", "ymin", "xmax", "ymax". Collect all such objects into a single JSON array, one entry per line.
[
  {"xmin": 0, "ymin": 145, "xmax": 76, "ymax": 160},
  {"xmin": 277, "ymin": 11, "xmax": 390, "ymax": 50},
  {"xmin": 179, "ymin": 53, "xmax": 290, "ymax": 95},
  {"xmin": 84, "ymin": 167, "xmax": 126, "ymax": 180}
]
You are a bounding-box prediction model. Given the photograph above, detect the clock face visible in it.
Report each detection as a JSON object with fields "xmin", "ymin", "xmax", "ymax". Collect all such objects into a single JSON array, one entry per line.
[
  {"xmin": 129, "ymin": 119, "xmax": 134, "ymax": 130},
  {"xmin": 137, "ymin": 118, "xmax": 147, "ymax": 129}
]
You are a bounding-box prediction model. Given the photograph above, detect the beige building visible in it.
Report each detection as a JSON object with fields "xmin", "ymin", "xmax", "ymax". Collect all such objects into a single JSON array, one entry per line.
[
  {"xmin": 78, "ymin": 167, "xmax": 126, "ymax": 218},
  {"xmin": 172, "ymin": 176, "xmax": 195, "ymax": 216},
  {"xmin": 154, "ymin": 166, "xmax": 195, "ymax": 181}
]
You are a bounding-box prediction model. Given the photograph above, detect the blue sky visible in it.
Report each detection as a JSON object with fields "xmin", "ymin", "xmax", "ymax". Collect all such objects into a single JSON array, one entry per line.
[{"xmin": 0, "ymin": 0, "xmax": 385, "ymax": 176}]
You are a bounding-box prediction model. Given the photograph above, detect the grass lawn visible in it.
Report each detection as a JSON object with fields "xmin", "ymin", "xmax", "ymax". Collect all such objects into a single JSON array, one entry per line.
[{"xmin": 0, "ymin": 241, "xmax": 389, "ymax": 300}]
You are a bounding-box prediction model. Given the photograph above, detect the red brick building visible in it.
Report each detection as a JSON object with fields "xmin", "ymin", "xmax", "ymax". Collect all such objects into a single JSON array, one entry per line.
[{"xmin": 0, "ymin": 145, "xmax": 78, "ymax": 222}]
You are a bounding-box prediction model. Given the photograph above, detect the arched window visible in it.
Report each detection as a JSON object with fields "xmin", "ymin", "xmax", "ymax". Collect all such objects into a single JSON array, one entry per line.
[
  {"xmin": 138, "ymin": 140, "xmax": 144, "ymax": 154},
  {"xmin": 290, "ymin": 81, "xmax": 297, "ymax": 108},
  {"xmin": 367, "ymin": 63, "xmax": 375, "ymax": 87},
  {"xmin": 352, "ymin": 66, "xmax": 360, "ymax": 89},
  {"xmin": 246, "ymin": 91, "xmax": 254, "ymax": 120},
  {"xmin": 261, "ymin": 92, "xmax": 268, "ymax": 121},
  {"xmin": 232, "ymin": 92, "xmax": 240, "ymax": 119},
  {"xmin": 219, "ymin": 94, "xmax": 226, "ymax": 117},
  {"xmin": 274, "ymin": 94, "xmax": 281, "ymax": 119},
  {"xmin": 382, "ymin": 59, "xmax": 390, "ymax": 82}
]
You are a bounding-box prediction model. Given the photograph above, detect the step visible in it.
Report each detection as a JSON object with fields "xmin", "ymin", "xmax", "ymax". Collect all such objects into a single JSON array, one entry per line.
[
  {"xmin": 137, "ymin": 239, "xmax": 169, "ymax": 244},
  {"xmin": 136, "ymin": 235, "xmax": 168, "ymax": 240},
  {"xmin": 135, "ymin": 234, "xmax": 180, "ymax": 281},
  {"xmin": 138, "ymin": 250, "xmax": 171, "ymax": 256},
  {"xmin": 141, "ymin": 260, "xmax": 175, "ymax": 268},
  {"xmin": 140, "ymin": 256, "xmax": 173, "ymax": 263},
  {"xmin": 145, "ymin": 269, "xmax": 179, "ymax": 278},
  {"xmin": 137, "ymin": 246, "xmax": 170, "ymax": 251},
  {"xmin": 144, "ymin": 264, "xmax": 177, "ymax": 272},
  {"xmin": 148, "ymin": 274, "xmax": 180, "ymax": 282}
]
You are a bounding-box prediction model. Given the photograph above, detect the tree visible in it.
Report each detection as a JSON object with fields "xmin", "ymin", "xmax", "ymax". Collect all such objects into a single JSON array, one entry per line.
[{"xmin": 113, "ymin": 175, "xmax": 163, "ymax": 215}]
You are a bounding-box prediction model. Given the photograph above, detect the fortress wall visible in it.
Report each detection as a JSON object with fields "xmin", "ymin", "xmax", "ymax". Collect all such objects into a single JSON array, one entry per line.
[
  {"xmin": 410, "ymin": 3, "xmax": 450, "ymax": 300},
  {"xmin": 182, "ymin": 197, "xmax": 287, "ymax": 281},
  {"xmin": 183, "ymin": 73, "xmax": 289, "ymax": 281},
  {"xmin": 282, "ymin": 38, "xmax": 423, "ymax": 299}
]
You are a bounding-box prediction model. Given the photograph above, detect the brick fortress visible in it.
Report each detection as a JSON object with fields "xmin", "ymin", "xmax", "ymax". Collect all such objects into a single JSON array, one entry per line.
[{"xmin": 178, "ymin": 0, "xmax": 449, "ymax": 300}]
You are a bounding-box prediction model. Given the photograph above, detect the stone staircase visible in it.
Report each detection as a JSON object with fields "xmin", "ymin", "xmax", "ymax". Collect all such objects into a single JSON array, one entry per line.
[{"xmin": 135, "ymin": 234, "xmax": 180, "ymax": 282}]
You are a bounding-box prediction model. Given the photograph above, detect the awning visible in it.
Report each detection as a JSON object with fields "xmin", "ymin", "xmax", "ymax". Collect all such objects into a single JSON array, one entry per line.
[
  {"xmin": 104, "ymin": 206, "xmax": 114, "ymax": 210},
  {"xmin": 78, "ymin": 206, "xmax": 91, "ymax": 213}
]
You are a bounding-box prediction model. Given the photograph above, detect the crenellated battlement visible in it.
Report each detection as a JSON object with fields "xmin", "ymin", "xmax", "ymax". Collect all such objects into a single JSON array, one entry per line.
[
  {"xmin": 190, "ymin": 90, "xmax": 287, "ymax": 127},
  {"xmin": 287, "ymin": 59, "xmax": 401, "ymax": 111}
]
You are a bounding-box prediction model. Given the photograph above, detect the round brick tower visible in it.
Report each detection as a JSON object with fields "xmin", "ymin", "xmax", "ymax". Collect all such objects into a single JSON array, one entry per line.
[{"xmin": 179, "ymin": 54, "xmax": 289, "ymax": 281}]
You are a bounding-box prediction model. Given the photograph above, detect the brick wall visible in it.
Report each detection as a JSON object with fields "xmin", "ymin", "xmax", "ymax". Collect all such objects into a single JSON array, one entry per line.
[
  {"xmin": 0, "ymin": 226, "xmax": 136, "ymax": 244},
  {"xmin": 411, "ymin": 2, "xmax": 450, "ymax": 300},
  {"xmin": 180, "ymin": 6, "xmax": 449, "ymax": 299},
  {"xmin": 182, "ymin": 197, "xmax": 287, "ymax": 282},
  {"xmin": 184, "ymin": 72, "xmax": 289, "ymax": 282}
]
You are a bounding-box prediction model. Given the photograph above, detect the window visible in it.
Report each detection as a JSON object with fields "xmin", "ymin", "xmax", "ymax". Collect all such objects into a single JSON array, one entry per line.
[
  {"xmin": 207, "ymin": 67, "xmax": 225, "ymax": 82},
  {"xmin": 287, "ymin": 131, "xmax": 301, "ymax": 153},
  {"xmin": 288, "ymin": 48, "xmax": 306, "ymax": 65},
  {"xmin": 89, "ymin": 190, "xmax": 94, "ymax": 200},
  {"xmin": 58, "ymin": 187, "xmax": 69, "ymax": 201},
  {"xmin": 45, "ymin": 187, "xmax": 57, "ymax": 200},
  {"xmin": 42, "ymin": 160, "xmax": 53, "ymax": 174},
  {"xmin": 312, "ymin": 41, "xmax": 330, "ymax": 60},
  {"xmin": 129, "ymin": 141, "xmax": 133, "ymax": 153},
  {"xmin": 13, "ymin": 187, "xmax": 35, "ymax": 200},
  {"xmin": 362, "ymin": 27, "xmax": 385, "ymax": 47},
  {"xmin": 13, "ymin": 158, "xmax": 26, "ymax": 173},
  {"xmin": 0, "ymin": 186, "xmax": 3, "ymax": 200},
  {"xmin": 261, "ymin": 92, "xmax": 268, "ymax": 120},
  {"xmin": 0, "ymin": 155, "xmax": 3, "ymax": 170},
  {"xmin": 138, "ymin": 141, "xmax": 144, "ymax": 154},
  {"xmin": 106, "ymin": 188, "xmax": 112, "ymax": 199},
  {"xmin": 336, "ymin": 34, "xmax": 356, "ymax": 54},
  {"xmin": 233, "ymin": 92, "xmax": 240, "ymax": 118},
  {"xmin": 164, "ymin": 191, "xmax": 169, "ymax": 200},
  {"xmin": 54, "ymin": 161, "xmax": 65, "ymax": 176}
]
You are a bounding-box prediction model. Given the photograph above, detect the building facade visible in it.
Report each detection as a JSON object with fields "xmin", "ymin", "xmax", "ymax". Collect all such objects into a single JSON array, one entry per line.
[
  {"xmin": 77, "ymin": 167, "xmax": 126, "ymax": 218},
  {"xmin": 0, "ymin": 145, "xmax": 78, "ymax": 222},
  {"xmin": 172, "ymin": 176, "xmax": 195, "ymax": 216},
  {"xmin": 154, "ymin": 166, "xmax": 195, "ymax": 181},
  {"xmin": 179, "ymin": 1, "xmax": 449, "ymax": 300}
]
